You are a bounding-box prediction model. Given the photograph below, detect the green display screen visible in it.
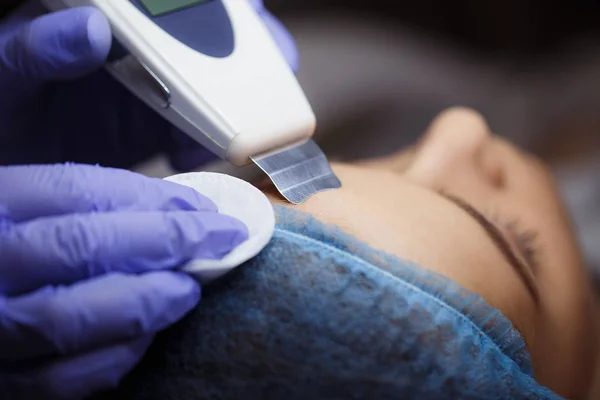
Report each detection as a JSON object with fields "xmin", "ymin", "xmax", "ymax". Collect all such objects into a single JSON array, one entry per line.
[{"xmin": 139, "ymin": 0, "xmax": 208, "ymax": 17}]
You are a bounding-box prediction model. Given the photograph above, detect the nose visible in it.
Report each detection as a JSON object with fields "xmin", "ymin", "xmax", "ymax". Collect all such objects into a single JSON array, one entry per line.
[{"xmin": 406, "ymin": 108, "xmax": 504, "ymax": 190}]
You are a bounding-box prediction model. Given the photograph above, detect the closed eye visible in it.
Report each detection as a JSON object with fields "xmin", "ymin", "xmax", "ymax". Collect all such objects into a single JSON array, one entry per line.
[{"xmin": 439, "ymin": 192, "xmax": 541, "ymax": 306}]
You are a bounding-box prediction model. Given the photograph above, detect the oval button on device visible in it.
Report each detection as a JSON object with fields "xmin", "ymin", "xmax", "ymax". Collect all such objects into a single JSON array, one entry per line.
[
  {"xmin": 165, "ymin": 172, "xmax": 276, "ymax": 283},
  {"xmin": 130, "ymin": 0, "xmax": 235, "ymax": 58}
]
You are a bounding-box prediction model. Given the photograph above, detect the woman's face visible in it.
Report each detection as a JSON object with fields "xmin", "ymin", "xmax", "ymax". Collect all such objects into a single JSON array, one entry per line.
[{"xmin": 265, "ymin": 108, "xmax": 600, "ymax": 399}]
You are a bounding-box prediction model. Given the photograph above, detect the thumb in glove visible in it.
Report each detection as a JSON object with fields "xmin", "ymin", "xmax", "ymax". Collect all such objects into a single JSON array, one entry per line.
[{"xmin": 0, "ymin": 6, "xmax": 111, "ymax": 96}]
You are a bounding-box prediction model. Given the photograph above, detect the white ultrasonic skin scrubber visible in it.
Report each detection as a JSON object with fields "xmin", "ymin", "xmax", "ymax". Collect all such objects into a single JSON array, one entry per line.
[{"xmin": 42, "ymin": 0, "xmax": 341, "ymax": 204}]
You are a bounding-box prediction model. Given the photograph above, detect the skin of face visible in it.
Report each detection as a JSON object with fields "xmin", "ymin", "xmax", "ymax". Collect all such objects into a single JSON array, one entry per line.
[{"xmin": 264, "ymin": 108, "xmax": 600, "ymax": 399}]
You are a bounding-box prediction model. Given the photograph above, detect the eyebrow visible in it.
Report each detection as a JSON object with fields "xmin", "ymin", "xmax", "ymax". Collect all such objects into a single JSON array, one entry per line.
[{"xmin": 440, "ymin": 193, "xmax": 541, "ymax": 306}]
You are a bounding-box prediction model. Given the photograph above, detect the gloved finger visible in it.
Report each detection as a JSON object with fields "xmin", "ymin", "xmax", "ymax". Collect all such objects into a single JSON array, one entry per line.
[
  {"xmin": 0, "ymin": 335, "xmax": 153, "ymax": 400},
  {"xmin": 258, "ymin": 12, "xmax": 299, "ymax": 72},
  {"xmin": 0, "ymin": 164, "xmax": 218, "ymax": 223},
  {"xmin": 250, "ymin": 0, "xmax": 299, "ymax": 72},
  {"xmin": 0, "ymin": 272, "xmax": 198, "ymax": 362},
  {"xmin": 0, "ymin": 210, "xmax": 248, "ymax": 296},
  {"xmin": 0, "ymin": 7, "xmax": 111, "ymax": 93}
]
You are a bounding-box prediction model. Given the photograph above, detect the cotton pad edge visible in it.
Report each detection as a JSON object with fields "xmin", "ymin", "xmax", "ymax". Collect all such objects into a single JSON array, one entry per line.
[{"xmin": 164, "ymin": 172, "xmax": 276, "ymax": 284}]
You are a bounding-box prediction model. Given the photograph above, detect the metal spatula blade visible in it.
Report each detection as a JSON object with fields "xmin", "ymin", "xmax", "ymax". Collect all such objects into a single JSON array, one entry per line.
[{"xmin": 251, "ymin": 139, "xmax": 341, "ymax": 204}]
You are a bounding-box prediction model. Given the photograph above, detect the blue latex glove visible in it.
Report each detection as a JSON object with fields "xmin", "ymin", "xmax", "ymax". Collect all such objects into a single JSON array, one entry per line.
[
  {"xmin": 0, "ymin": 164, "xmax": 249, "ymax": 400},
  {"xmin": 0, "ymin": 0, "xmax": 299, "ymax": 171}
]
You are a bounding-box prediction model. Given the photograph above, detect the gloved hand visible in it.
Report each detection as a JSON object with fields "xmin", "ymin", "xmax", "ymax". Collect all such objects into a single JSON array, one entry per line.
[
  {"xmin": 0, "ymin": 0, "xmax": 298, "ymax": 171},
  {"xmin": 0, "ymin": 164, "xmax": 249, "ymax": 400}
]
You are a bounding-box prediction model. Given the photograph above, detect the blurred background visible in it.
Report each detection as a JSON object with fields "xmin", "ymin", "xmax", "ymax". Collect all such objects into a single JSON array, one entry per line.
[
  {"xmin": 267, "ymin": 0, "xmax": 600, "ymax": 157},
  {"xmin": 259, "ymin": 0, "xmax": 600, "ymax": 280}
]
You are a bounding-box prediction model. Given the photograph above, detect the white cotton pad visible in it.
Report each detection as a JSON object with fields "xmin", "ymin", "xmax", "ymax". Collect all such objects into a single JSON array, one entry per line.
[{"xmin": 164, "ymin": 172, "xmax": 275, "ymax": 283}]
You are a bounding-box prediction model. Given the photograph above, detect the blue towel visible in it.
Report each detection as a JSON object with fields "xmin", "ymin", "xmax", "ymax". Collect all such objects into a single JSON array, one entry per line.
[{"xmin": 95, "ymin": 206, "xmax": 561, "ymax": 399}]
